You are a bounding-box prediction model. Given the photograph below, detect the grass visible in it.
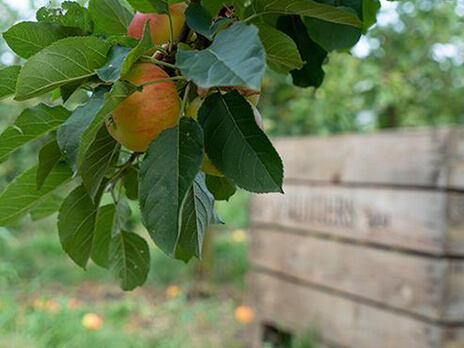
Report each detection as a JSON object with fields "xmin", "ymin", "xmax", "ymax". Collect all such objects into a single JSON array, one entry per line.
[
  {"xmin": 0, "ymin": 291, "xmax": 242, "ymax": 348},
  {"xmin": 0, "ymin": 191, "xmax": 251, "ymax": 348},
  {"xmin": 0, "ymin": 188, "xmax": 319, "ymax": 348}
]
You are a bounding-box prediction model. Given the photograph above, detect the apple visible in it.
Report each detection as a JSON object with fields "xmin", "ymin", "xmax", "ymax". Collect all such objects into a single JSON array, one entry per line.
[
  {"xmin": 186, "ymin": 95, "xmax": 264, "ymax": 177},
  {"xmin": 128, "ymin": 3, "xmax": 187, "ymax": 45},
  {"xmin": 106, "ymin": 63, "xmax": 181, "ymax": 152}
]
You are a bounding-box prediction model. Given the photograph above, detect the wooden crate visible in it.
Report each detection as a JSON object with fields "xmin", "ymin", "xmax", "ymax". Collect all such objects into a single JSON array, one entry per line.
[{"xmin": 247, "ymin": 128, "xmax": 464, "ymax": 348}]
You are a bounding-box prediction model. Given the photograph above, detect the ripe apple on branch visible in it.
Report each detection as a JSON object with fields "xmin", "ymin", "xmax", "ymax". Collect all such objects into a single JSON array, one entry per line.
[{"xmin": 0, "ymin": 0, "xmax": 380, "ymax": 290}]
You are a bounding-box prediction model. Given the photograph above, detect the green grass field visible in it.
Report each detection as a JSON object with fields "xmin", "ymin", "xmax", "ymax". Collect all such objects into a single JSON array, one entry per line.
[
  {"xmin": 0, "ymin": 191, "xmax": 251, "ymax": 348},
  {"xmin": 0, "ymin": 184, "xmax": 319, "ymax": 348}
]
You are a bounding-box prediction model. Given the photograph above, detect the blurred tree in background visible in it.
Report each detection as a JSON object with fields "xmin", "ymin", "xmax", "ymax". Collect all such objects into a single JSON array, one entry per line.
[{"xmin": 259, "ymin": 0, "xmax": 464, "ymax": 136}]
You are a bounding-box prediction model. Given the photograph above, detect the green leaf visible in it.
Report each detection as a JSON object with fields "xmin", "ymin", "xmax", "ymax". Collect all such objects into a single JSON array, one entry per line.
[
  {"xmin": 251, "ymin": 0, "xmax": 363, "ymax": 27},
  {"xmin": 96, "ymin": 45, "xmax": 132, "ymax": 82},
  {"xmin": 139, "ymin": 117, "xmax": 204, "ymax": 257},
  {"xmin": 113, "ymin": 199, "xmax": 133, "ymax": 233},
  {"xmin": 277, "ymin": 15, "xmax": 328, "ymax": 88},
  {"xmin": 0, "ymin": 66, "xmax": 21, "ymax": 101},
  {"xmin": 0, "ymin": 104, "xmax": 70, "ymax": 163},
  {"xmin": 77, "ymin": 81, "xmax": 137, "ymax": 168},
  {"xmin": 109, "ymin": 231, "xmax": 150, "ymax": 291},
  {"xmin": 120, "ymin": 21, "xmax": 154, "ymax": 77},
  {"xmin": 126, "ymin": 0, "xmax": 169, "ymax": 14},
  {"xmin": 185, "ymin": 3, "xmax": 214, "ymax": 39},
  {"xmin": 0, "ymin": 163, "xmax": 72, "ymax": 226},
  {"xmin": 91, "ymin": 204, "xmax": 116, "ymax": 268},
  {"xmin": 37, "ymin": 1, "xmax": 93, "ymax": 33},
  {"xmin": 58, "ymin": 185, "xmax": 99, "ymax": 269},
  {"xmin": 304, "ymin": 7, "xmax": 362, "ymax": 51},
  {"xmin": 80, "ymin": 125, "xmax": 119, "ymax": 200},
  {"xmin": 176, "ymin": 22, "xmax": 266, "ymax": 91},
  {"xmin": 106, "ymin": 35, "xmax": 139, "ymax": 48},
  {"xmin": 363, "ymin": 0, "xmax": 381, "ymax": 32},
  {"xmin": 210, "ymin": 17, "xmax": 233, "ymax": 35},
  {"xmin": 205, "ymin": 175, "xmax": 236, "ymax": 201},
  {"xmin": 2, "ymin": 22, "xmax": 82, "ymax": 59},
  {"xmin": 60, "ymin": 78, "xmax": 87, "ymax": 102},
  {"xmin": 198, "ymin": 91, "xmax": 283, "ymax": 193},
  {"xmin": 201, "ymin": 0, "xmax": 223, "ymax": 17},
  {"xmin": 30, "ymin": 194, "xmax": 63, "ymax": 221},
  {"xmin": 176, "ymin": 173, "xmax": 215, "ymax": 262},
  {"xmin": 123, "ymin": 166, "xmax": 139, "ymax": 201},
  {"xmin": 97, "ymin": 22, "xmax": 153, "ymax": 82},
  {"xmin": 51, "ymin": 88, "xmax": 62, "ymax": 101},
  {"xmin": 57, "ymin": 88, "xmax": 107, "ymax": 171},
  {"xmin": 15, "ymin": 36, "xmax": 111, "ymax": 101},
  {"xmin": 255, "ymin": 23, "xmax": 304, "ymax": 74},
  {"xmin": 37, "ymin": 139, "xmax": 62, "ymax": 190},
  {"xmin": 89, "ymin": 0, "xmax": 134, "ymax": 36}
]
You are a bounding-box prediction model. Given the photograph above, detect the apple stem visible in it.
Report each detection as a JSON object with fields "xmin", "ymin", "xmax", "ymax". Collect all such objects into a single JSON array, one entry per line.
[
  {"xmin": 152, "ymin": 45, "xmax": 169, "ymax": 55},
  {"xmin": 243, "ymin": 13, "xmax": 263, "ymax": 24}
]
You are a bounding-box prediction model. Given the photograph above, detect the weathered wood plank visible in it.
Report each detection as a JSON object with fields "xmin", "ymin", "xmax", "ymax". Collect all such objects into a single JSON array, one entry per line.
[
  {"xmin": 249, "ymin": 272, "xmax": 464, "ymax": 348},
  {"xmin": 273, "ymin": 127, "xmax": 464, "ymax": 189},
  {"xmin": 250, "ymin": 228, "xmax": 464, "ymax": 322},
  {"xmin": 251, "ymin": 184, "xmax": 464, "ymax": 255},
  {"xmin": 444, "ymin": 260, "xmax": 464, "ymax": 322}
]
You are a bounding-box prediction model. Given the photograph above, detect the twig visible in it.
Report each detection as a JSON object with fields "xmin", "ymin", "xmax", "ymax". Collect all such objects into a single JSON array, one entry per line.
[
  {"xmin": 139, "ymin": 76, "xmax": 187, "ymax": 88},
  {"xmin": 105, "ymin": 152, "xmax": 139, "ymax": 193},
  {"xmin": 142, "ymin": 56, "xmax": 178, "ymax": 69}
]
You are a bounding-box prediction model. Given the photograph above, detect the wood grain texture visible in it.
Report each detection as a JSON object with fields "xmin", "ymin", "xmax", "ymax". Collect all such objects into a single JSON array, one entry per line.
[
  {"xmin": 273, "ymin": 127, "xmax": 464, "ymax": 189},
  {"xmin": 250, "ymin": 228, "xmax": 464, "ymax": 322},
  {"xmin": 248, "ymin": 272, "xmax": 464, "ymax": 348},
  {"xmin": 251, "ymin": 184, "xmax": 464, "ymax": 256}
]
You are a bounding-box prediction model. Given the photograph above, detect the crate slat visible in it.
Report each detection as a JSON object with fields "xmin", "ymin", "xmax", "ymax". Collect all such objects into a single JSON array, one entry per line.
[
  {"xmin": 247, "ymin": 130, "xmax": 464, "ymax": 347},
  {"xmin": 249, "ymin": 272, "xmax": 463, "ymax": 348},
  {"xmin": 274, "ymin": 128, "xmax": 464, "ymax": 189},
  {"xmin": 250, "ymin": 228, "xmax": 464, "ymax": 322},
  {"xmin": 251, "ymin": 184, "xmax": 464, "ymax": 256}
]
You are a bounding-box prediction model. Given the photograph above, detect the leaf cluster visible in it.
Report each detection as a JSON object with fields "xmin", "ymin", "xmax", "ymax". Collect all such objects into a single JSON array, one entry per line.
[{"xmin": 0, "ymin": 0, "xmax": 379, "ymax": 290}]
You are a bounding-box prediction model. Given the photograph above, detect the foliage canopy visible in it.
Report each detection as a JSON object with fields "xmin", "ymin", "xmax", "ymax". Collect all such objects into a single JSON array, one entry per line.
[{"xmin": 0, "ymin": 0, "xmax": 379, "ymax": 290}]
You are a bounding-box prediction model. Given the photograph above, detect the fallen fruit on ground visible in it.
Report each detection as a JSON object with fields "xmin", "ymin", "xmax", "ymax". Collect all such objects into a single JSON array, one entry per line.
[
  {"xmin": 106, "ymin": 63, "xmax": 181, "ymax": 152},
  {"xmin": 128, "ymin": 3, "xmax": 187, "ymax": 45},
  {"xmin": 82, "ymin": 313, "xmax": 104, "ymax": 330},
  {"xmin": 166, "ymin": 285, "xmax": 181, "ymax": 299},
  {"xmin": 234, "ymin": 305, "xmax": 255, "ymax": 324}
]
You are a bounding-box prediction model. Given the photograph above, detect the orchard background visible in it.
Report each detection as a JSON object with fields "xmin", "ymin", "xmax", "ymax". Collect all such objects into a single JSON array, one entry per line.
[{"xmin": 0, "ymin": 0, "xmax": 463, "ymax": 347}]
